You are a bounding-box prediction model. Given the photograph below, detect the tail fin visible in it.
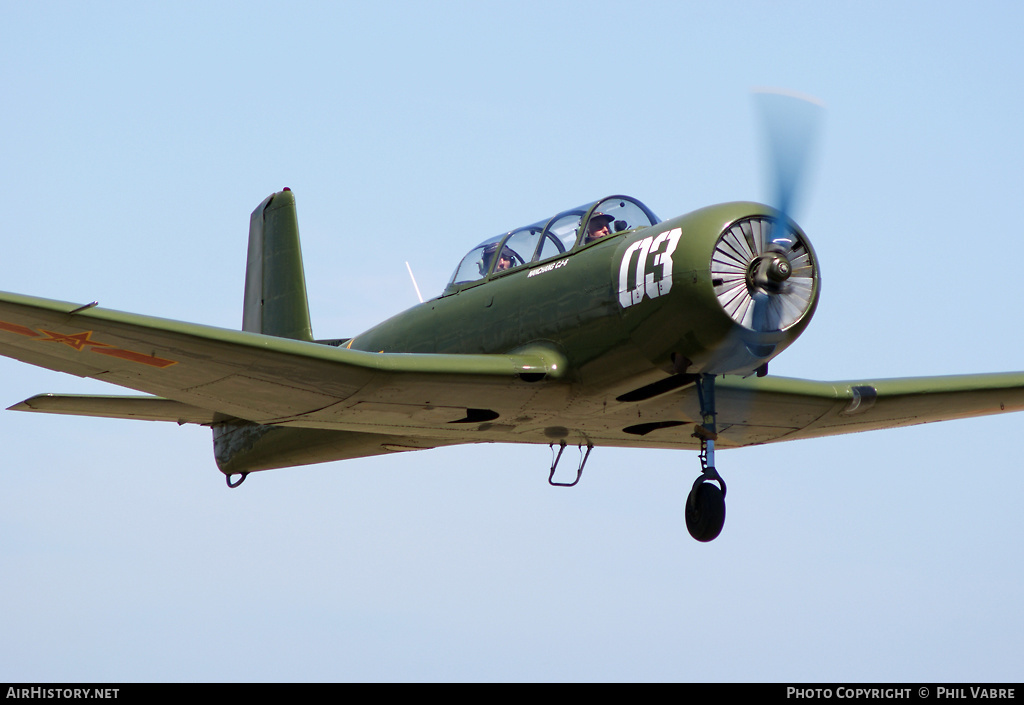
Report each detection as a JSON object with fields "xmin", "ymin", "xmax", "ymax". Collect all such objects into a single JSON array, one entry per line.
[
  {"xmin": 242, "ymin": 189, "xmax": 313, "ymax": 341},
  {"xmin": 217, "ymin": 189, "xmax": 314, "ymax": 481}
]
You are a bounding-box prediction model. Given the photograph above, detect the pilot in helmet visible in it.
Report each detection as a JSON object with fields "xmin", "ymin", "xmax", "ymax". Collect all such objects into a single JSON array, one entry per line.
[
  {"xmin": 480, "ymin": 243, "xmax": 515, "ymax": 275},
  {"xmin": 585, "ymin": 213, "xmax": 615, "ymax": 243}
]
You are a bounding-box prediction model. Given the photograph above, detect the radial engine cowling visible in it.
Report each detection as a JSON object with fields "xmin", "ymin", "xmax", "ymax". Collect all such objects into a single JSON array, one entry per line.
[{"xmin": 621, "ymin": 203, "xmax": 820, "ymax": 376}]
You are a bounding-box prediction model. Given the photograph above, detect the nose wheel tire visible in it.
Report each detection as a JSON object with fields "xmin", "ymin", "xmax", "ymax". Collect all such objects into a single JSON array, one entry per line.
[{"xmin": 685, "ymin": 482, "xmax": 726, "ymax": 542}]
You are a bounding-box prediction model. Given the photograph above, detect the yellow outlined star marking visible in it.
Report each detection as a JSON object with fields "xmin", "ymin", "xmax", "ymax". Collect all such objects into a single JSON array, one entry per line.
[
  {"xmin": 37, "ymin": 329, "xmax": 113, "ymax": 352},
  {"xmin": 0, "ymin": 320, "xmax": 178, "ymax": 368}
]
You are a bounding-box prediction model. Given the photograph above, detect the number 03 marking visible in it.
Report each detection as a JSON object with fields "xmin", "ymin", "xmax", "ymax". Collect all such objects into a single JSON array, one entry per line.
[{"xmin": 618, "ymin": 228, "xmax": 681, "ymax": 308}]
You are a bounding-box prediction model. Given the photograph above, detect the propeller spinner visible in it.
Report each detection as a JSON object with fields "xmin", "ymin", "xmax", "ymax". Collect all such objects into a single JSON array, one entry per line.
[{"xmin": 712, "ymin": 216, "xmax": 815, "ymax": 333}]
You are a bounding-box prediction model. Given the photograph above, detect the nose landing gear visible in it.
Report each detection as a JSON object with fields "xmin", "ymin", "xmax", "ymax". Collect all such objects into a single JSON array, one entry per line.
[
  {"xmin": 687, "ymin": 375, "xmax": 727, "ymax": 542},
  {"xmin": 686, "ymin": 462, "xmax": 727, "ymax": 542}
]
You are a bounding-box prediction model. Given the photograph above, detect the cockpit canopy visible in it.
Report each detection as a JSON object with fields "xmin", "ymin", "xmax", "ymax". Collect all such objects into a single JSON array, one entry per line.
[{"xmin": 445, "ymin": 195, "xmax": 659, "ymax": 295}]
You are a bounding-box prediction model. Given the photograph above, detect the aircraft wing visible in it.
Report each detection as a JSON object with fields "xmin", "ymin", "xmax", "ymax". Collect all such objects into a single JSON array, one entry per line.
[
  {"xmin": 4, "ymin": 290, "xmax": 1023, "ymax": 454},
  {"xmin": 730, "ymin": 373, "xmax": 1024, "ymax": 442},
  {"xmin": 611, "ymin": 373, "xmax": 1024, "ymax": 450},
  {"xmin": 0, "ymin": 290, "xmax": 566, "ymax": 426}
]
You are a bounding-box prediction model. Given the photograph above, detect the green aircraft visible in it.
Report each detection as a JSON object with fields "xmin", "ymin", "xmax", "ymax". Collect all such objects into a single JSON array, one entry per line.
[{"xmin": 3, "ymin": 93, "xmax": 1023, "ymax": 542}]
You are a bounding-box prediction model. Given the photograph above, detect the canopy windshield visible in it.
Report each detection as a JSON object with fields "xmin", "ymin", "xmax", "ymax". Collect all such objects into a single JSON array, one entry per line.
[{"xmin": 444, "ymin": 195, "xmax": 658, "ymax": 294}]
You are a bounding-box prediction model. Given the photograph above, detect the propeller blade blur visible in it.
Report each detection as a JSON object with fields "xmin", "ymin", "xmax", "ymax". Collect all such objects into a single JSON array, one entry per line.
[{"xmin": 753, "ymin": 88, "xmax": 825, "ymax": 223}]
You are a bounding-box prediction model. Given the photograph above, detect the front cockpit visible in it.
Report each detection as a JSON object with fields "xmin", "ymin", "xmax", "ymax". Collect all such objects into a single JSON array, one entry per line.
[{"xmin": 444, "ymin": 195, "xmax": 659, "ymax": 295}]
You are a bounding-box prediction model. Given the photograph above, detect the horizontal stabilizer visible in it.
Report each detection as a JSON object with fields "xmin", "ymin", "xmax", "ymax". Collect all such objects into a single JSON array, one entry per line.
[{"xmin": 9, "ymin": 394, "xmax": 222, "ymax": 424}]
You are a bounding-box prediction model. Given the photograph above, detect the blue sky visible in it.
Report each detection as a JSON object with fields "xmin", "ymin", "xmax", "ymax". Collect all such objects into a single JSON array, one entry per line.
[{"xmin": 2, "ymin": 0, "xmax": 1023, "ymax": 682}]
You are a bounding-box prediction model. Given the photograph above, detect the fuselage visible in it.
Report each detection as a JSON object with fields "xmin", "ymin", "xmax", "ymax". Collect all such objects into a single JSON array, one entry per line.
[
  {"xmin": 347, "ymin": 198, "xmax": 819, "ymax": 401},
  {"xmin": 214, "ymin": 194, "xmax": 820, "ymax": 475}
]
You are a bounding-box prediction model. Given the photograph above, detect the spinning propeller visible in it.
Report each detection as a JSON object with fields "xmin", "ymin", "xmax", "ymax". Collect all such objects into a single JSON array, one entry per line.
[
  {"xmin": 711, "ymin": 89, "xmax": 824, "ymax": 335},
  {"xmin": 689, "ymin": 90, "xmax": 825, "ymax": 542}
]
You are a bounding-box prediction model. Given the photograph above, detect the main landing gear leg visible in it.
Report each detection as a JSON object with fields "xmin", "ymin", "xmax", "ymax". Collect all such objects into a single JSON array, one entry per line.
[{"xmin": 687, "ymin": 374, "xmax": 727, "ymax": 542}]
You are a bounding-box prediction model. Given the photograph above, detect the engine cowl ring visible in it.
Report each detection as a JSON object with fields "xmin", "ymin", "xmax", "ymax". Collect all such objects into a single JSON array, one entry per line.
[{"xmin": 711, "ymin": 216, "xmax": 817, "ymax": 333}]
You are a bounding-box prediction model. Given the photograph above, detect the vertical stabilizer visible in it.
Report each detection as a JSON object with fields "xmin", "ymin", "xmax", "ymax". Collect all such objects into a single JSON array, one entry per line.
[{"xmin": 243, "ymin": 189, "xmax": 313, "ymax": 341}]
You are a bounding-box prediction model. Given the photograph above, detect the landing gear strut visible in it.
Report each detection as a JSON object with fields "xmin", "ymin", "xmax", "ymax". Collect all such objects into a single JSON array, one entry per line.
[{"xmin": 687, "ymin": 375, "xmax": 727, "ymax": 542}]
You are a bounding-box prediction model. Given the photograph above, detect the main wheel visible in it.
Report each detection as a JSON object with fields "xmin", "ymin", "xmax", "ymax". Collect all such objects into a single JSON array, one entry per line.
[{"xmin": 685, "ymin": 482, "xmax": 726, "ymax": 542}]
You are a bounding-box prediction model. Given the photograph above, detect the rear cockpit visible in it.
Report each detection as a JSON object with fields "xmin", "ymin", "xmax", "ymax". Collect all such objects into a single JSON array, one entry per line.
[{"xmin": 444, "ymin": 195, "xmax": 659, "ymax": 295}]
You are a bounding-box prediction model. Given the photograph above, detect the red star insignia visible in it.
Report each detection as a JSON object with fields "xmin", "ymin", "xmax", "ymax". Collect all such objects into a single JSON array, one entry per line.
[{"xmin": 36, "ymin": 329, "xmax": 112, "ymax": 352}]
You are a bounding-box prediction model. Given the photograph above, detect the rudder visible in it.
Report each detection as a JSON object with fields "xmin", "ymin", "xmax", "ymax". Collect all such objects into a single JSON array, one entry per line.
[
  {"xmin": 217, "ymin": 189, "xmax": 315, "ymax": 481},
  {"xmin": 242, "ymin": 188, "xmax": 313, "ymax": 341}
]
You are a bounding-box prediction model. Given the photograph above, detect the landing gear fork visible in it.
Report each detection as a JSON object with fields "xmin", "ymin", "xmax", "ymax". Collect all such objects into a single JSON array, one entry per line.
[{"xmin": 687, "ymin": 374, "xmax": 727, "ymax": 542}]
